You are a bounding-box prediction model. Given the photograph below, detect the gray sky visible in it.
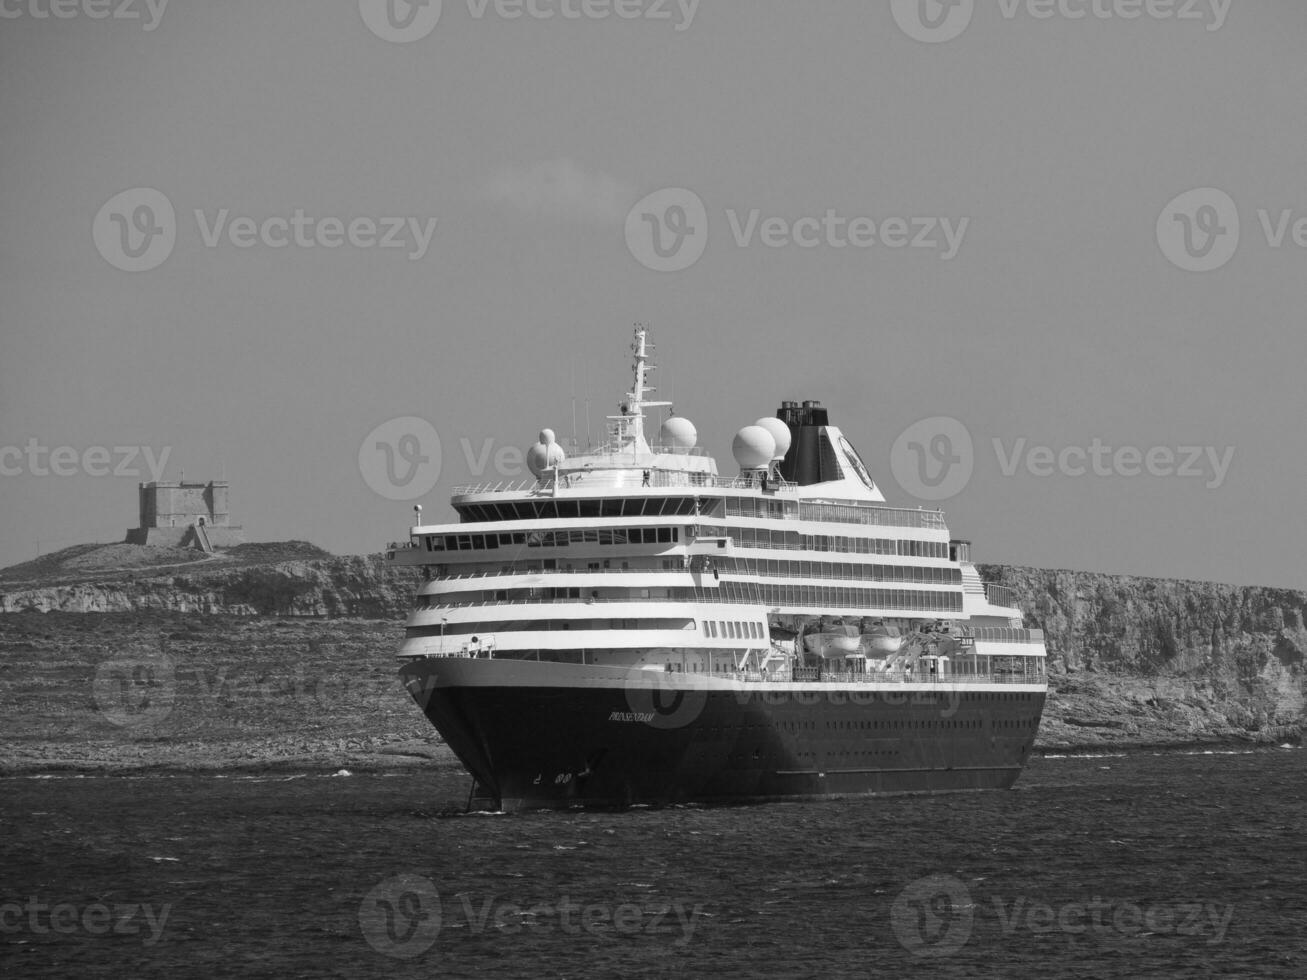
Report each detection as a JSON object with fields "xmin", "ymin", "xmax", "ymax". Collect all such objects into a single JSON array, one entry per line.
[{"xmin": 2, "ymin": 0, "xmax": 1304, "ymax": 588}]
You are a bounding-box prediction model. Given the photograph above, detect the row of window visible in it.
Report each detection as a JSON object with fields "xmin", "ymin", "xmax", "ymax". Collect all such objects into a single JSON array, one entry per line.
[
  {"xmin": 423, "ymin": 558, "xmax": 689, "ymax": 580},
  {"xmin": 709, "ymin": 557, "xmax": 961, "ymax": 585},
  {"xmin": 413, "ymin": 617, "xmax": 694, "ymax": 636},
  {"xmin": 704, "ymin": 620, "xmax": 764, "ymax": 640},
  {"xmin": 455, "ymin": 497, "xmax": 701, "ymax": 522},
  {"xmin": 427, "ymin": 556, "xmax": 958, "ymax": 586},
  {"xmin": 721, "ymin": 497, "xmax": 796, "ymax": 520},
  {"xmin": 427, "ymin": 527, "xmax": 679, "ymax": 552},
  {"xmin": 453, "ymin": 495, "xmax": 949, "ymax": 533},
  {"xmin": 425, "ymin": 524, "xmax": 949, "ymax": 561},
  {"xmin": 970, "ymin": 627, "xmax": 1045, "ymax": 644},
  {"xmin": 418, "ymin": 581, "xmax": 962, "ymax": 614},
  {"xmin": 696, "ymin": 524, "xmax": 950, "ymax": 559},
  {"xmin": 797, "ymin": 501, "xmax": 947, "ymax": 530},
  {"xmin": 718, "ymin": 581, "xmax": 964, "ymax": 613},
  {"xmin": 415, "ymin": 559, "xmax": 961, "ymax": 606}
]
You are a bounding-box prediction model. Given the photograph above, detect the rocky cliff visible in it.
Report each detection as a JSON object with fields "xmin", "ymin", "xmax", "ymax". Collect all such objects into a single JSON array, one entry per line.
[
  {"xmin": 0, "ymin": 546, "xmax": 419, "ymax": 617},
  {"xmin": 979, "ymin": 564, "xmax": 1305, "ymax": 748}
]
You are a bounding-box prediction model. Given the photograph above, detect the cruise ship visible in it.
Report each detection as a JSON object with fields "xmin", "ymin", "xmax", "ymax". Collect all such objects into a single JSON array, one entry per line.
[{"xmin": 388, "ymin": 327, "xmax": 1047, "ymax": 810}]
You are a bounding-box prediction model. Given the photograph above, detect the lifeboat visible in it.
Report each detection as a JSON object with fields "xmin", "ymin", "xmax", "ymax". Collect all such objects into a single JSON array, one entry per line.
[
  {"xmin": 861, "ymin": 624, "xmax": 903, "ymax": 655},
  {"xmin": 803, "ymin": 633, "xmax": 862, "ymax": 658}
]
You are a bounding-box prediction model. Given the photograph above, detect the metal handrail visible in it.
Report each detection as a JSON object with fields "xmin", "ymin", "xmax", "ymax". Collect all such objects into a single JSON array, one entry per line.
[
  {"xmin": 452, "ymin": 471, "xmax": 802, "ymax": 496},
  {"xmin": 403, "ymin": 651, "xmax": 1048, "ymax": 683},
  {"xmin": 432, "ymin": 564, "xmax": 961, "ymax": 584}
]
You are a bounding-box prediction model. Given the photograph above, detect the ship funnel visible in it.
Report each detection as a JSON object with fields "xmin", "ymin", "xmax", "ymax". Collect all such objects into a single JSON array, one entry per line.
[{"xmin": 775, "ymin": 400, "xmax": 836, "ymax": 485}]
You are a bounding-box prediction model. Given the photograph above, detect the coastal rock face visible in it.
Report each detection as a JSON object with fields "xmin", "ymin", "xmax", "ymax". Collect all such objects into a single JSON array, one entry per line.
[
  {"xmin": 979, "ymin": 564, "xmax": 1307, "ymax": 747},
  {"xmin": 0, "ymin": 554, "xmax": 419, "ymax": 618}
]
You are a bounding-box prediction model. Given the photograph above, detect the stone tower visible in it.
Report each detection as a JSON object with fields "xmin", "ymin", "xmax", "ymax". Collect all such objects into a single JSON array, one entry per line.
[{"xmin": 125, "ymin": 480, "xmax": 246, "ymax": 550}]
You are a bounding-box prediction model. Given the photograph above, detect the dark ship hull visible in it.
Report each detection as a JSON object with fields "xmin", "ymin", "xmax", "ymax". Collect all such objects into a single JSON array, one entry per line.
[{"xmin": 400, "ymin": 657, "xmax": 1045, "ymax": 811}]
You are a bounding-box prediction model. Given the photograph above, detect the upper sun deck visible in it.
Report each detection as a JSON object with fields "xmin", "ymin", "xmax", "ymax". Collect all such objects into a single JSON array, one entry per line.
[
  {"xmin": 447, "ymin": 477, "xmax": 948, "ymax": 532},
  {"xmin": 443, "ymin": 326, "xmax": 946, "ymax": 533},
  {"xmin": 453, "ymin": 461, "xmax": 792, "ymax": 499}
]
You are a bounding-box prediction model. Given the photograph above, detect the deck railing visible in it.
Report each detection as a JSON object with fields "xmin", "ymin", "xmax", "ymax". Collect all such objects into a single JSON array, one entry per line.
[{"xmin": 984, "ymin": 583, "xmax": 1016, "ymax": 608}]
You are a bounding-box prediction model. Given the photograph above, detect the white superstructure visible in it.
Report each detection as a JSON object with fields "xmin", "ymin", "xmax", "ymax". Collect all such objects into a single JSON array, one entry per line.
[{"xmin": 389, "ymin": 326, "xmax": 1046, "ymax": 689}]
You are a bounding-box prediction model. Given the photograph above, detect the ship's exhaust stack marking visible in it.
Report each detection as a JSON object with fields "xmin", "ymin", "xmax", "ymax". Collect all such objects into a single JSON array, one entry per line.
[{"xmin": 776, "ymin": 400, "xmax": 841, "ymax": 486}]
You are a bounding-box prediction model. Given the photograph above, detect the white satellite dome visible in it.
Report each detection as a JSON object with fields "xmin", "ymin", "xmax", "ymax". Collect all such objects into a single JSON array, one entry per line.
[
  {"xmin": 753, "ymin": 417, "xmax": 792, "ymax": 460},
  {"xmin": 732, "ymin": 425, "xmax": 776, "ymax": 471},
  {"xmin": 526, "ymin": 431, "xmax": 566, "ymax": 477},
  {"xmin": 659, "ymin": 416, "xmax": 697, "ymax": 451}
]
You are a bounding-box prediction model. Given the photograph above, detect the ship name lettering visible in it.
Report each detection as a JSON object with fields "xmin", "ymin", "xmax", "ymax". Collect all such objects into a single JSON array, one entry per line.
[{"xmin": 608, "ymin": 711, "xmax": 655, "ymax": 723}]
